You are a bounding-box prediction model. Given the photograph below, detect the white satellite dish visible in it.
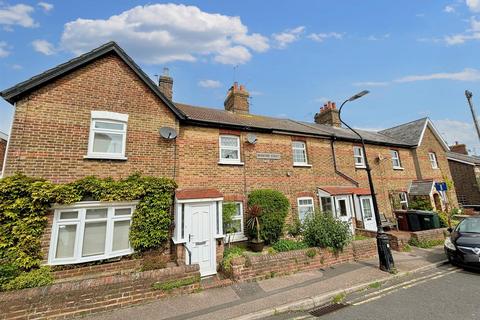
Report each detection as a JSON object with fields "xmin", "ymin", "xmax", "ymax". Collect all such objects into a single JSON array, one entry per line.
[
  {"xmin": 246, "ymin": 133, "xmax": 257, "ymax": 144},
  {"xmin": 159, "ymin": 127, "xmax": 177, "ymax": 140}
]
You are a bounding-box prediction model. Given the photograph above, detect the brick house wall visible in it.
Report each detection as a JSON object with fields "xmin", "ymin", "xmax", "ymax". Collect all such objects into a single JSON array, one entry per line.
[
  {"xmin": 0, "ymin": 136, "xmax": 6, "ymax": 173},
  {"xmin": 4, "ymin": 53, "xmax": 178, "ymax": 182},
  {"xmin": 412, "ymin": 126, "xmax": 458, "ymax": 207},
  {"xmin": 448, "ymin": 160, "xmax": 480, "ymax": 205}
]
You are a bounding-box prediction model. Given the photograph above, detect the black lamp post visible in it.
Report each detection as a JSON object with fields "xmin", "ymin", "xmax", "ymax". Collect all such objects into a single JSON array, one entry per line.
[{"xmin": 338, "ymin": 90, "xmax": 395, "ymax": 272}]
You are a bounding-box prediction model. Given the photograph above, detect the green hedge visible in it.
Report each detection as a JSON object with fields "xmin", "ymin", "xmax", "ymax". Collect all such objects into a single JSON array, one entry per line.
[
  {"xmin": 0, "ymin": 173, "xmax": 176, "ymax": 271},
  {"xmin": 272, "ymin": 239, "xmax": 308, "ymax": 252},
  {"xmin": 247, "ymin": 189, "xmax": 289, "ymax": 244},
  {"xmin": 303, "ymin": 212, "xmax": 352, "ymax": 252}
]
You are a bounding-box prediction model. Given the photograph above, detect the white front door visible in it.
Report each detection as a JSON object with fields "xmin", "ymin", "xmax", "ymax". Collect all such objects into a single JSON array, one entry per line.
[
  {"xmin": 335, "ymin": 195, "xmax": 353, "ymax": 231},
  {"xmin": 185, "ymin": 203, "xmax": 216, "ymax": 276},
  {"xmin": 360, "ymin": 196, "xmax": 377, "ymax": 231}
]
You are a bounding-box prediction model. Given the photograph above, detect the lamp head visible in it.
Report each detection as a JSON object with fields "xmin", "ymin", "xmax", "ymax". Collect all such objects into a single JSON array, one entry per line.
[{"xmin": 348, "ymin": 90, "xmax": 369, "ymax": 101}]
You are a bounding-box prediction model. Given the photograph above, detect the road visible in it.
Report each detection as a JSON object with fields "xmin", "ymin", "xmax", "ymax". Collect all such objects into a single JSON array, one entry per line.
[{"xmin": 264, "ymin": 263, "xmax": 480, "ymax": 320}]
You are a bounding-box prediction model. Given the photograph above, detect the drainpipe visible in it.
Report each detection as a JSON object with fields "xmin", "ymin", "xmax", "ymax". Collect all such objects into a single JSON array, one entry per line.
[{"xmin": 330, "ymin": 136, "xmax": 359, "ymax": 187}]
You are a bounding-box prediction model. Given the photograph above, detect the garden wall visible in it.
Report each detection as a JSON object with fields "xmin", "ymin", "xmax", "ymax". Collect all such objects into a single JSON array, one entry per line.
[
  {"xmin": 230, "ymin": 239, "xmax": 377, "ymax": 282},
  {"xmin": 0, "ymin": 264, "xmax": 200, "ymax": 320},
  {"xmin": 356, "ymin": 228, "xmax": 447, "ymax": 251}
]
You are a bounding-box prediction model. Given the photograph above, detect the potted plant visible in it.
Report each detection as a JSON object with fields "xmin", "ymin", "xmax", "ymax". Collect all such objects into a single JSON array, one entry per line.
[{"xmin": 246, "ymin": 205, "xmax": 264, "ymax": 252}]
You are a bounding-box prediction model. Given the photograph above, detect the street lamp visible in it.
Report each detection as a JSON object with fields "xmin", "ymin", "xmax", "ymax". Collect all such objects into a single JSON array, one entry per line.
[{"xmin": 338, "ymin": 90, "xmax": 395, "ymax": 272}]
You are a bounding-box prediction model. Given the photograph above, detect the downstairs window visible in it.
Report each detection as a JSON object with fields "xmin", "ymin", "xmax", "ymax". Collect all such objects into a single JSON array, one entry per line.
[{"xmin": 49, "ymin": 202, "xmax": 136, "ymax": 265}]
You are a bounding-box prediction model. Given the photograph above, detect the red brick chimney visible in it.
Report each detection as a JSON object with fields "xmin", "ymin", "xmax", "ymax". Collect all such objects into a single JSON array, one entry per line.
[
  {"xmin": 158, "ymin": 67, "xmax": 173, "ymax": 100},
  {"xmin": 224, "ymin": 82, "xmax": 250, "ymax": 114},
  {"xmin": 450, "ymin": 142, "xmax": 468, "ymax": 155},
  {"xmin": 314, "ymin": 101, "xmax": 341, "ymax": 127}
]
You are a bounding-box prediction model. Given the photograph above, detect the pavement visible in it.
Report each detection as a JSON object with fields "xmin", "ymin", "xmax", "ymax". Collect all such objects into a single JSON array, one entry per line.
[{"xmin": 85, "ymin": 246, "xmax": 447, "ymax": 320}]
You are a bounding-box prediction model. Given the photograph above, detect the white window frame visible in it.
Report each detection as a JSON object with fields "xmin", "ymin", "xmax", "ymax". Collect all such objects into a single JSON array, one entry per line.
[
  {"xmin": 85, "ymin": 111, "xmax": 129, "ymax": 160},
  {"xmin": 224, "ymin": 202, "xmax": 247, "ymax": 242},
  {"xmin": 353, "ymin": 146, "xmax": 366, "ymax": 168},
  {"xmin": 48, "ymin": 201, "xmax": 136, "ymax": 265},
  {"xmin": 292, "ymin": 141, "xmax": 310, "ymax": 166},
  {"xmin": 297, "ymin": 197, "xmax": 315, "ymax": 222},
  {"xmin": 399, "ymin": 192, "xmax": 408, "ymax": 209},
  {"xmin": 320, "ymin": 196, "xmax": 333, "ymax": 214},
  {"xmin": 429, "ymin": 152, "xmax": 439, "ymax": 169},
  {"xmin": 390, "ymin": 150, "xmax": 402, "ymax": 169},
  {"xmin": 219, "ymin": 135, "xmax": 242, "ymax": 164}
]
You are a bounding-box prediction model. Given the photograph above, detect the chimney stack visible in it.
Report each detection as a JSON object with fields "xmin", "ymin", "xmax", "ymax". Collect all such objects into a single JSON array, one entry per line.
[
  {"xmin": 314, "ymin": 101, "xmax": 341, "ymax": 127},
  {"xmin": 224, "ymin": 82, "xmax": 250, "ymax": 114},
  {"xmin": 158, "ymin": 67, "xmax": 173, "ymax": 100},
  {"xmin": 450, "ymin": 142, "xmax": 468, "ymax": 155}
]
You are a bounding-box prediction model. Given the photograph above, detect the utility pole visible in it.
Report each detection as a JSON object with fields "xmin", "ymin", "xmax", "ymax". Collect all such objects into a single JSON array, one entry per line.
[{"xmin": 465, "ymin": 90, "xmax": 480, "ymax": 143}]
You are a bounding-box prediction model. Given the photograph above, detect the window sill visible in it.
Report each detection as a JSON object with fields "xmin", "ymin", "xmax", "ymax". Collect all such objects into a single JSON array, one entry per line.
[
  {"xmin": 293, "ymin": 163, "xmax": 312, "ymax": 168},
  {"xmin": 84, "ymin": 154, "xmax": 128, "ymax": 161},
  {"xmin": 393, "ymin": 167, "xmax": 404, "ymax": 171},
  {"xmin": 218, "ymin": 161, "xmax": 244, "ymax": 166},
  {"xmin": 224, "ymin": 234, "xmax": 248, "ymax": 243},
  {"xmin": 355, "ymin": 165, "xmax": 367, "ymax": 169}
]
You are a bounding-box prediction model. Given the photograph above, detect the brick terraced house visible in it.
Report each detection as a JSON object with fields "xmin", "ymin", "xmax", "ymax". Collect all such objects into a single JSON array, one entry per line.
[
  {"xmin": 0, "ymin": 42, "xmax": 457, "ymax": 276},
  {"xmin": 0, "ymin": 130, "xmax": 7, "ymax": 175},
  {"xmin": 447, "ymin": 143, "xmax": 480, "ymax": 206}
]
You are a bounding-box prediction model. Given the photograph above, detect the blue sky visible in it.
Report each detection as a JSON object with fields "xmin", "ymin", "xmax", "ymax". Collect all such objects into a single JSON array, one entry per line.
[{"xmin": 2, "ymin": 1, "xmax": 480, "ymax": 153}]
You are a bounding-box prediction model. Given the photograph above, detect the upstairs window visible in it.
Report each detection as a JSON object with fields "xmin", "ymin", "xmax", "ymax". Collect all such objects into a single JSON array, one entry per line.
[
  {"xmin": 353, "ymin": 146, "xmax": 365, "ymax": 168},
  {"xmin": 297, "ymin": 197, "xmax": 314, "ymax": 222},
  {"xmin": 292, "ymin": 141, "xmax": 308, "ymax": 166},
  {"xmin": 87, "ymin": 111, "xmax": 128, "ymax": 160},
  {"xmin": 429, "ymin": 152, "xmax": 439, "ymax": 169},
  {"xmin": 219, "ymin": 135, "xmax": 241, "ymax": 164},
  {"xmin": 390, "ymin": 150, "xmax": 402, "ymax": 169}
]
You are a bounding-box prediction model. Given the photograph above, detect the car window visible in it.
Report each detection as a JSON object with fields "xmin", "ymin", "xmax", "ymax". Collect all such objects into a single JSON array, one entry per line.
[{"xmin": 456, "ymin": 219, "xmax": 480, "ymax": 233}]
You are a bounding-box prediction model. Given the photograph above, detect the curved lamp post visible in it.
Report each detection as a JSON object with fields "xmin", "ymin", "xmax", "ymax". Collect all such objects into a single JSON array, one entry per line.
[{"xmin": 338, "ymin": 90, "xmax": 395, "ymax": 272}]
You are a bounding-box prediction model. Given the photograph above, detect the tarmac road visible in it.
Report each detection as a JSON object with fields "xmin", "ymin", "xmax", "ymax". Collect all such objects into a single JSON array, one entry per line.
[{"xmin": 265, "ymin": 263, "xmax": 480, "ymax": 320}]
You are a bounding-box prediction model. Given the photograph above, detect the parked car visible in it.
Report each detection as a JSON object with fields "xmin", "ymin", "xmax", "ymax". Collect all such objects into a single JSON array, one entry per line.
[{"xmin": 444, "ymin": 217, "xmax": 480, "ymax": 269}]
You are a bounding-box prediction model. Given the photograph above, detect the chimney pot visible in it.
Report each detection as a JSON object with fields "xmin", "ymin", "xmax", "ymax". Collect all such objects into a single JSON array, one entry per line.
[
  {"xmin": 158, "ymin": 67, "xmax": 173, "ymax": 100},
  {"xmin": 314, "ymin": 100, "xmax": 341, "ymax": 127},
  {"xmin": 224, "ymin": 83, "xmax": 250, "ymax": 114}
]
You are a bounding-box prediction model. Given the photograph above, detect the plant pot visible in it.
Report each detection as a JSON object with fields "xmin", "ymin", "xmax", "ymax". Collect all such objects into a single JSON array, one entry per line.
[{"xmin": 249, "ymin": 239, "xmax": 265, "ymax": 252}]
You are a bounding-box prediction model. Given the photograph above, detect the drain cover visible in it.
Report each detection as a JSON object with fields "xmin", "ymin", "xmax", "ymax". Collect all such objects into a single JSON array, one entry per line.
[{"xmin": 309, "ymin": 303, "xmax": 349, "ymax": 317}]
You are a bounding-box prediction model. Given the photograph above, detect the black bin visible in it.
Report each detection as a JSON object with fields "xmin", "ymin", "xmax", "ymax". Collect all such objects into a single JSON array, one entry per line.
[
  {"xmin": 406, "ymin": 210, "xmax": 422, "ymax": 231},
  {"xmin": 416, "ymin": 211, "xmax": 441, "ymax": 230}
]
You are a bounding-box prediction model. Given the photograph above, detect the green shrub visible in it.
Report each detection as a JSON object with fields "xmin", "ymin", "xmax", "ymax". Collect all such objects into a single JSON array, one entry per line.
[
  {"xmin": 222, "ymin": 246, "xmax": 245, "ymax": 272},
  {"xmin": 408, "ymin": 238, "xmax": 444, "ymax": 249},
  {"xmin": 409, "ymin": 197, "xmax": 433, "ymax": 211},
  {"xmin": 247, "ymin": 189, "xmax": 290, "ymax": 244},
  {"xmin": 2, "ymin": 266, "xmax": 53, "ymax": 291},
  {"xmin": 0, "ymin": 263, "xmax": 20, "ymax": 288},
  {"xmin": 0, "ymin": 173, "xmax": 176, "ymax": 271},
  {"xmin": 303, "ymin": 212, "xmax": 352, "ymax": 252},
  {"xmin": 272, "ymin": 239, "xmax": 308, "ymax": 252},
  {"xmin": 286, "ymin": 219, "xmax": 303, "ymax": 237}
]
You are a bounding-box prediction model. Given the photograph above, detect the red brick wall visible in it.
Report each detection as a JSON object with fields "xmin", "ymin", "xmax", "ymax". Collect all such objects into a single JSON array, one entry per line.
[
  {"xmin": 229, "ymin": 239, "xmax": 377, "ymax": 282},
  {"xmin": 4, "ymin": 53, "xmax": 178, "ymax": 183},
  {"xmin": 0, "ymin": 138, "xmax": 6, "ymax": 172},
  {"xmin": 448, "ymin": 160, "xmax": 480, "ymax": 205},
  {"xmin": 0, "ymin": 264, "xmax": 200, "ymax": 320}
]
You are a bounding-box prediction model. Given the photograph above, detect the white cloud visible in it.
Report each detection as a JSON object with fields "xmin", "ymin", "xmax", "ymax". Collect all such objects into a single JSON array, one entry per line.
[
  {"xmin": 272, "ymin": 26, "xmax": 305, "ymax": 49},
  {"xmin": 434, "ymin": 119, "xmax": 480, "ymax": 154},
  {"xmin": 444, "ymin": 17, "xmax": 480, "ymax": 45},
  {"xmin": 198, "ymin": 79, "xmax": 222, "ymax": 88},
  {"xmin": 444, "ymin": 5, "xmax": 455, "ymax": 13},
  {"xmin": 32, "ymin": 39, "xmax": 56, "ymax": 55},
  {"xmin": 0, "ymin": 4, "xmax": 37, "ymax": 28},
  {"xmin": 466, "ymin": 0, "xmax": 480, "ymax": 12},
  {"xmin": 11, "ymin": 64, "xmax": 22, "ymax": 70},
  {"xmin": 353, "ymin": 81, "xmax": 389, "ymax": 87},
  {"xmin": 367, "ymin": 33, "xmax": 390, "ymax": 41},
  {"xmin": 38, "ymin": 2, "xmax": 53, "ymax": 12},
  {"xmin": 0, "ymin": 41, "xmax": 10, "ymax": 57},
  {"xmin": 307, "ymin": 32, "xmax": 343, "ymax": 42},
  {"xmin": 395, "ymin": 68, "xmax": 480, "ymax": 82},
  {"xmin": 60, "ymin": 4, "xmax": 269, "ymax": 65}
]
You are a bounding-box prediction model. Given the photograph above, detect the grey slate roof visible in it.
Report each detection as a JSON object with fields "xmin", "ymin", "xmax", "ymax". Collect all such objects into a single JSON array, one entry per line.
[
  {"xmin": 409, "ymin": 180, "xmax": 434, "ymax": 196},
  {"xmin": 379, "ymin": 118, "xmax": 427, "ymax": 146},
  {"xmin": 176, "ymin": 103, "xmax": 414, "ymax": 147},
  {"xmin": 447, "ymin": 151, "xmax": 480, "ymax": 165}
]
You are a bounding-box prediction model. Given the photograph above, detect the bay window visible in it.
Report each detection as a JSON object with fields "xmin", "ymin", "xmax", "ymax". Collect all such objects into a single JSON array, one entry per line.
[{"xmin": 49, "ymin": 202, "xmax": 136, "ymax": 265}]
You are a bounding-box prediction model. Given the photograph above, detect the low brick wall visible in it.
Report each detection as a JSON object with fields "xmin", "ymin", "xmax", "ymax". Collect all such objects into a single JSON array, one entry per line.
[
  {"xmin": 230, "ymin": 239, "xmax": 377, "ymax": 282},
  {"xmin": 356, "ymin": 228, "xmax": 447, "ymax": 251},
  {"xmin": 0, "ymin": 265, "xmax": 200, "ymax": 320},
  {"xmin": 410, "ymin": 228, "xmax": 447, "ymax": 242},
  {"xmin": 52, "ymin": 259, "xmax": 143, "ymax": 282}
]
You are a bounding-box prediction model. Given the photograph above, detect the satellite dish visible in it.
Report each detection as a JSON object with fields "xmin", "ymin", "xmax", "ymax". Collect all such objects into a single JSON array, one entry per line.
[
  {"xmin": 246, "ymin": 133, "xmax": 257, "ymax": 144},
  {"xmin": 159, "ymin": 127, "xmax": 177, "ymax": 140}
]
